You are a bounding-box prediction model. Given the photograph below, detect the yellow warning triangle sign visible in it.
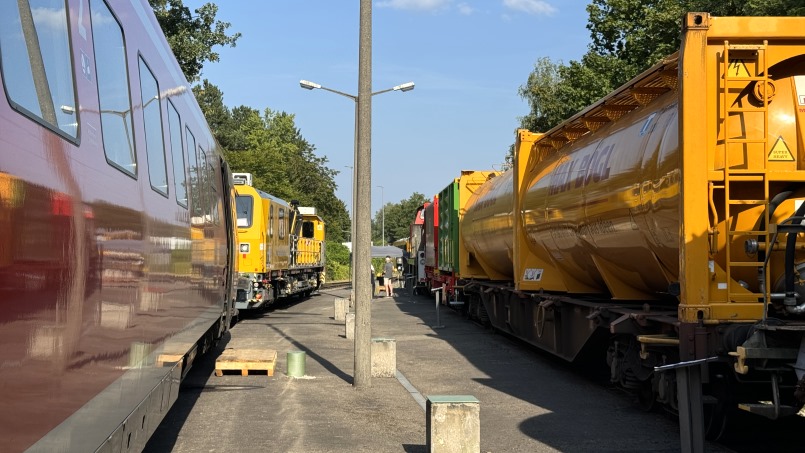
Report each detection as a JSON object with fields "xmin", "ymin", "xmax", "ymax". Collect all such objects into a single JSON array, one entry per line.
[
  {"xmin": 768, "ymin": 136, "xmax": 794, "ymax": 161},
  {"xmin": 728, "ymin": 59, "xmax": 750, "ymax": 77}
]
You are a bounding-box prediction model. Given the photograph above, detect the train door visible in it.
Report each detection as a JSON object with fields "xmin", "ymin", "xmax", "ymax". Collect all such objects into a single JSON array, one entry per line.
[{"xmin": 220, "ymin": 158, "xmax": 235, "ymax": 330}]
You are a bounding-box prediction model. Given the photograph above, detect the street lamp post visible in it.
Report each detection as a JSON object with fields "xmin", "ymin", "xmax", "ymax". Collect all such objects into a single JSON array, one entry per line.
[
  {"xmin": 299, "ymin": 81, "xmax": 413, "ymax": 284},
  {"xmin": 377, "ymin": 185, "xmax": 384, "ymax": 245},
  {"xmin": 345, "ymin": 165, "xmax": 355, "ymax": 282},
  {"xmin": 301, "ymin": 14, "xmax": 413, "ymax": 386}
]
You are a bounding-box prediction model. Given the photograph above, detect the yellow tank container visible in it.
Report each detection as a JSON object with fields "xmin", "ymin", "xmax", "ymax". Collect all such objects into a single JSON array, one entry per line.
[{"xmin": 463, "ymin": 14, "xmax": 805, "ymax": 325}]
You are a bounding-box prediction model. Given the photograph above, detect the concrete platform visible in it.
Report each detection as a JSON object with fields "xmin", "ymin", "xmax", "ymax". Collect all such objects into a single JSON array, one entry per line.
[{"xmin": 145, "ymin": 287, "xmax": 731, "ymax": 453}]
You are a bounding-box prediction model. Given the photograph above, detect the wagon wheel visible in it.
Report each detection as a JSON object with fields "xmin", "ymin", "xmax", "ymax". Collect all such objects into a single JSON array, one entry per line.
[{"xmin": 535, "ymin": 303, "xmax": 546, "ymax": 338}]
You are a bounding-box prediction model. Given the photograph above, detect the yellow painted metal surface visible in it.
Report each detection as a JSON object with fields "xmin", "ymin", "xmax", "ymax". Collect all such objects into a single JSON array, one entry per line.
[
  {"xmin": 463, "ymin": 14, "xmax": 805, "ymax": 324},
  {"xmin": 460, "ymin": 171, "xmax": 514, "ymax": 280},
  {"xmin": 235, "ymin": 184, "xmax": 291, "ymax": 274},
  {"xmin": 295, "ymin": 212, "xmax": 325, "ymax": 267},
  {"xmin": 454, "ymin": 171, "xmax": 499, "ymax": 278}
]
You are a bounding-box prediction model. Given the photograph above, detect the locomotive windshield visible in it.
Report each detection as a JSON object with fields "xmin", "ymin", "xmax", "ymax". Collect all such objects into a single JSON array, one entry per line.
[{"xmin": 236, "ymin": 195, "xmax": 253, "ymax": 227}]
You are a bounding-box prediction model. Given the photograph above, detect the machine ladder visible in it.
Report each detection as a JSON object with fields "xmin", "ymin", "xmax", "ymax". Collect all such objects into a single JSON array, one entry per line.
[{"xmin": 720, "ymin": 41, "xmax": 771, "ymax": 302}]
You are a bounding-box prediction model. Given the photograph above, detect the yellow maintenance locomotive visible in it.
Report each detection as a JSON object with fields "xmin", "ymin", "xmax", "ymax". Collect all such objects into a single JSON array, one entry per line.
[
  {"xmin": 233, "ymin": 173, "xmax": 325, "ymax": 309},
  {"xmin": 422, "ymin": 13, "xmax": 805, "ymax": 437}
]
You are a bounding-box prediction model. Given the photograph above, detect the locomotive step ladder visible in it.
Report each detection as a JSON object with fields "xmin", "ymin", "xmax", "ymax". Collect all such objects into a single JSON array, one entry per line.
[{"xmin": 719, "ymin": 41, "xmax": 771, "ymax": 302}]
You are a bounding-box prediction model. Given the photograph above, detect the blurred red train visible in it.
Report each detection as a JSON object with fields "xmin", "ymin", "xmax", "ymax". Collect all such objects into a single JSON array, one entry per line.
[{"xmin": 0, "ymin": 0, "xmax": 240, "ymax": 451}]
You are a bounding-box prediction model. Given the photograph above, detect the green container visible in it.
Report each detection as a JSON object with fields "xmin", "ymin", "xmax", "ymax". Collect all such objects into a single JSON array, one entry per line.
[
  {"xmin": 286, "ymin": 350, "xmax": 306, "ymax": 377},
  {"xmin": 438, "ymin": 180, "xmax": 460, "ymax": 274}
]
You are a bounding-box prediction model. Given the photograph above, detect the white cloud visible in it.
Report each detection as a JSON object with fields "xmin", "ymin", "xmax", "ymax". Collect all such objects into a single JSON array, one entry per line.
[
  {"xmin": 375, "ymin": 0, "xmax": 452, "ymax": 11},
  {"xmin": 502, "ymin": 0, "xmax": 557, "ymax": 16},
  {"xmin": 456, "ymin": 3, "xmax": 475, "ymax": 15},
  {"xmin": 32, "ymin": 6, "xmax": 68, "ymax": 32}
]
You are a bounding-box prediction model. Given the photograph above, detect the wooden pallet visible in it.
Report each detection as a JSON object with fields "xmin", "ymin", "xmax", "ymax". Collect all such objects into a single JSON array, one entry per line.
[
  {"xmin": 215, "ymin": 348, "xmax": 277, "ymax": 377},
  {"xmin": 157, "ymin": 343, "xmax": 197, "ymax": 367}
]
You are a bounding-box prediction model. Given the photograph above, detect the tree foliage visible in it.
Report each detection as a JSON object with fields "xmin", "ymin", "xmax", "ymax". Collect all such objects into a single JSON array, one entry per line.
[
  {"xmin": 325, "ymin": 241, "xmax": 350, "ymax": 281},
  {"xmin": 372, "ymin": 192, "xmax": 430, "ymax": 245},
  {"xmin": 150, "ymin": 0, "xmax": 241, "ymax": 82},
  {"xmin": 517, "ymin": 0, "xmax": 805, "ymax": 150},
  {"xmin": 193, "ymin": 82, "xmax": 351, "ymax": 243}
]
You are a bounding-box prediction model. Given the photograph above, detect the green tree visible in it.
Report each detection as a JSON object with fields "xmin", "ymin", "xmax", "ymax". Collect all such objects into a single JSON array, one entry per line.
[
  {"xmin": 150, "ymin": 0, "xmax": 241, "ymax": 82},
  {"xmin": 192, "ymin": 80, "xmax": 238, "ymax": 148},
  {"xmin": 325, "ymin": 241, "xmax": 350, "ymax": 281},
  {"xmin": 211, "ymin": 106, "xmax": 350, "ymax": 243},
  {"xmin": 373, "ymin": 192, "xmax": 429, "ymax": 245},
  {"xmin": 518, "ymin": 0, "xmax": 805, "ymax": 144}
]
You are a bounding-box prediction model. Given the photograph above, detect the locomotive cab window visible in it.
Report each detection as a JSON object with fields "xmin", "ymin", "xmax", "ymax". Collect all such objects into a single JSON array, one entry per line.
[
  {"xmin": 302, "ymin": 221, "xmax": 315, "ymax": 239},
  {"xmin": 235, "ymin": 195, "xmax": 253, "ymax": 228},
  {"xmin": 91, "ymin": 0, "xmax": 136, "ymax": 176},
  {"xmin": 0, "ymin": 0, "xmax": 78, "ymax": 140},
  {"xmin": 138, "ymin": 56, "xmax": 167, "ymax": 196}
]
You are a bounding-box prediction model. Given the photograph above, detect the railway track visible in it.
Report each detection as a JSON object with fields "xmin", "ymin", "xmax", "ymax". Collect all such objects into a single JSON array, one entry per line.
[{"xmin": 324, "ymin": 280, "xmax": 351, "ymax": 289}]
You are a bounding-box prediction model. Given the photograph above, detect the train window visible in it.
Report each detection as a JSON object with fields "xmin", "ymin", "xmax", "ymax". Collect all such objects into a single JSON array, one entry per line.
[
  {"xmin": 199, "ymin": 147, "xmax": 209, "ymax": 222},
  {"xmin": 269, "ymin": 205, "xmax": 274, "ymax": 238},
  {"xmin": 186, "ymin": 127, "xmax": 200, "ymax": 217},
  {"xmin": 211, "ymin": 172, "xmax": 220, "ymax": 225},
  {"xmin": 278, "ymin": 208, "xmax": 285, "ymax": 240},
  {"xmin": 91, "ymin": 0, "xmax": 136, "ymax": 176},
  {"xmin": 166, "ymin": 100, "xmax": 187, "ymax": 207},
  {"xmin": 235, "ymin": 195, "xmax": 252, "ymax": 228},
  {"xmin": 137, "ymin": 56, "xmax": 167, "ymax": 196},
  {"xmin": 302, "ymin": 221, "xmax": 314, "ymax": 239},
  {"xmin": 206, "ymin": 157, "xmax": 219, "ymax": 225},
  {"xmin": 0, "ymin": 0, "xmax": 78, "ymax": 140}
]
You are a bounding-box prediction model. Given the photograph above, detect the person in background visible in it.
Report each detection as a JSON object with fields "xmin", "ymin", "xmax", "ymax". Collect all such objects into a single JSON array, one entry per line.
[
  {"xmin": 383, "ymin": 256, "xmax": 394, "ymax": 298},
  {"xmin": 371, "ymin": 263, "xmax": 376, "ymax": 298}
]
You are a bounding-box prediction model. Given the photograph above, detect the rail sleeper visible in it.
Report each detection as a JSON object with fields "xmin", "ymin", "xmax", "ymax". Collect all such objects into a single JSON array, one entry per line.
[{"xmin": 215, "ymin": 348, "xmax": 277, "ymax": 376}]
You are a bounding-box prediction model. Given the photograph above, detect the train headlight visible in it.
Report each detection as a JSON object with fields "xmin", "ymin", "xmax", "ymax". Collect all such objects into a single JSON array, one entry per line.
[{"xmin": 240, "ymin": 243, "xmax": 250, "ymax": 253}]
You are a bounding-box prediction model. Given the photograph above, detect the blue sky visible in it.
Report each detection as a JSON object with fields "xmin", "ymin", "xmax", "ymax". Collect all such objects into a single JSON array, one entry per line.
[{"xmin": 182, "ymin": 0, "xmax": 592, "ymax": 219}]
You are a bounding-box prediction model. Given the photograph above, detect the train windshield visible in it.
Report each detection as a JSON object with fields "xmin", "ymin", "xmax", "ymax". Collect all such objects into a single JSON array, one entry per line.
[{"xmin": 236, "ymin": 195, "xmax": 253, "ymax": 228}]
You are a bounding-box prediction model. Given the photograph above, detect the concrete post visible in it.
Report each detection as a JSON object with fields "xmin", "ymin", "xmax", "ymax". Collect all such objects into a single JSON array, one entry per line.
[
  {"xmin": 426, "ymin": 395, "xmax": 480, "ymax": 453},
  {"xmin": 334, "ymin": 297, "xmax": 349, "ymax": 322},
  {"xmin": 370, "ymin": 338, "xmax": 396, "ymax": 377},
  {"xmin": 345, "ymin": 312, "xmax": 355, "ymax": 340}
]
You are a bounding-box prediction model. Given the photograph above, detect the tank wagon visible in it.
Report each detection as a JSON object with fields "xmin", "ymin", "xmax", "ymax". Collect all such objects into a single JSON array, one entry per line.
[
  {"xmin": 434, "ymin": 13, "xmax": 805, "ymax": 435},
  {"xmin": 233, "ymin": 173, "xmax": 325, "ymax": 309},
  {"xmin": 0, "ymin": 0, "xmax": 239, "ymax": 450}
]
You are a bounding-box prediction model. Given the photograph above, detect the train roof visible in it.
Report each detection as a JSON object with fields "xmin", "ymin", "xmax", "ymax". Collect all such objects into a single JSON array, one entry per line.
[
  {"xmin": 235, "ymin": 184, "xmax": 291, "ymax": 207},
  {"xmin": 533, "ymin": 52, "xmax": 679, "ymax": 153}
]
